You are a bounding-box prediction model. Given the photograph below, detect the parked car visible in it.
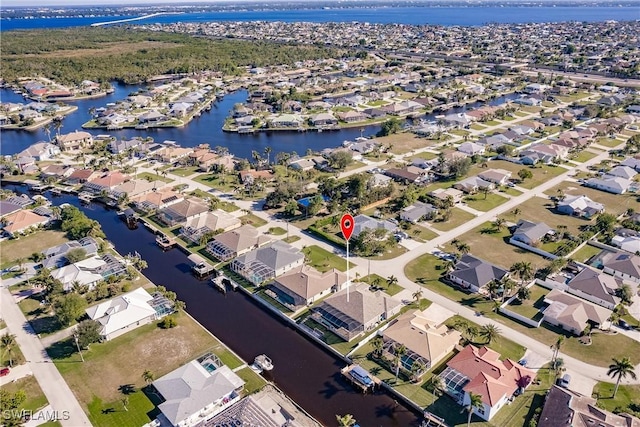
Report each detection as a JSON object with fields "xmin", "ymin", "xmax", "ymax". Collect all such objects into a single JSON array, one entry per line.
[
  {"xmin": 618, "ymin": 320, "xmax": 631, "ymax": 330},
  {"xmin": 557, "ymin": 374, "xmax": 571, "ymax": 388},
  {"xmin": 0, "ymin": 367, "xmax": 10, "ymax": 377}
]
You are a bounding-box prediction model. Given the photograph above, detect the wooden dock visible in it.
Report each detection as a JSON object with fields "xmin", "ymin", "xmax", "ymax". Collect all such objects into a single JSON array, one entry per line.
[
  {"xmin": 340, "ymin": 364, "xmax": 381, "ymax": 393},
  {"xmin": 156, "ymin": 234, "xmax": 176, "ymax": 250}
]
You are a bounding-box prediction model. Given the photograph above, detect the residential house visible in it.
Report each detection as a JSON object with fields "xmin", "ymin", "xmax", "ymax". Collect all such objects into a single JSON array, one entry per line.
[
  {"xmin": 429, "ymin": 188, "xmax": 464, "ymax": 204},
  {"xmin": 267, "ymin": 114, "xmax": 303, "ymax": 128},
  {"xmin": 310, "ymin": 112, "xmax": 338, "ymax": 126},
  {"xmin": 458, "ymin": 142, "xmax": 485, "ymax": 156},
  {"xmin": 157, "ymin": 198, "xmax": 208, "ymax": 227},
  {"xmin": 338, "ymin": 110, "xmax": 367, "ymax": 122},
  {"xmin": 41, "ymin": 237, "xmax": 99, "ymax": 270},
  {"xmin": 238, "ymin": 169, "xmax": 274, "ymax": 185},
  {"xmin": 440, "ymin": 345, "xmax": 535, "ymax": 421},
  {"xmin": 400, "ymin": 201, "xmax": 437, "ymax": 223},
  {"xmin": 50, "ymin": 254, "xmax": 125, "ymax": 292},
  {"xmin": 368, "ymin": 173, "xmax": 393, "ymax": 189},
  {"xmin": 310, "ymin": 283, "xmax": 402, "ymax": 341},
  {"xmin": 111, "ymin": 179, "xmax": 166, "ymax": 200},
  {"xmin": 585, "ymin": 176, "xmax": 631, "ymax": 194},
  {"xmin": 65, "ymin": 169, "xmax": 101, "ymax": 185},
  {"xmin": 230, "ymin": 240, "xmax": 304, "ymax": 284},
  {"xmin": 449, "ymin": 254, "xmax": 509, "ymax": 293},
  {"xmin": 352, "ymin": 214, "xmax": 397, "ymax": 238},
  {"xmin": 138, "ymin": 110, "xmax": 166, "ymax": 124},
  {"xmin": 133, "ymin": 189, "xmax": 182, "ymax": 212},
  {"xmin": 541, "ymin": 289, "xmax": 611, "ymax": 335},
  {"xmin": 180, "ymin": 210, "xmax": 242, "ymax": 244},
  {"xmin": 84, "ymin": 171, "xmax": 129, "ymax": 194},
  {"xmin": 478, "ymin": 169, "xmax": 512, "ymax": 186},
  {"xmin": 2, "ymin": 210, "xmax": 49, "ymax": 237},
  {"xmin": 289, "ymin": 158, "xmax": 316, "ymax": 171},
  {"xmin": 602, "ymin": 252, "xmax": 640, "ymax": 284},
  {"xmin": 385, "ymin": 167, "xmax": 425, "ymax": 184},
  {"xmin": 454, "ymin": 176, "xmax": 494, "ymax": 194},
  {"xmin": 13, "ymin": 157, "xmax": 37, "ymax": 175},
  {"xmin": 557, "ymin": 195, "xmax": 604, "ymax": 219},
  {"xmin": 620, "ymin": 157, "xmax": 640, "ymax": 172},
  {"xmin": 154, "ymin": 146, "xmax": 193, "ymax": 164},
  {"xmin": 16, "ymin": 142, "xmax": 60, "ymax": 161},
  {"xmin": 510, "ymin": 220, "xmax": 554, "ymax": 246},
  {"xmin": 270, "ymin": 265, "xmax": 347, "ymax": 308},
  {"xmin": 85, "ymin": 287, "xmax": 162, "ymax": 340},
  {"xmin": 56, "ymin": 131, "xmax": 93, "ymax": 151},
  {"xmin": 611, "ymin": 235, "xmax": 640, "ymax": 254},
  {"xmin": 381, "ymin": 309, "xmax": 461, "ymax": 373},
  {"xmin": 0, "ymin": 201, "xmax": 22, "ymax": 218},
  {"xmin": 539, "ymin": 385, "xmax": 640, "ymax": 427},
  {"xmin": 607, "ymin": 165, "xmax": 637, "ymax": 180},
  {"xmin": 565, "ymin": 268, "xmax": 622, "ymax": 310},
  {"xmin": 206, "ymin": 225, "xmax": 271, "ymax": 262},
  {"xmin": 40, "ymin": 164, "xmax": 75, "ymax": 180},
  {"xmin": 153, "ymin": 361, "xmax": 244, "ymax": 427}
]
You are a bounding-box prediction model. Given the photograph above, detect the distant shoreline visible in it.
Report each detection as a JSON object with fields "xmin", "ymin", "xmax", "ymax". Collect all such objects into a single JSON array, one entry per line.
[{"xmin": 90, "ymin": 12, "xmax": 177, "ymax": 27}]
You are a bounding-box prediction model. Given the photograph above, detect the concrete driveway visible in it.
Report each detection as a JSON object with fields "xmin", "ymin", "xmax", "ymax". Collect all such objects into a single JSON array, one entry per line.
[
  {"xmin": 562, "ymin": 367, "xmax": 597, "ymax": 397},
  {"xmin": 520, "ymin": 349, "xmax": 549, "ymax": 372}
]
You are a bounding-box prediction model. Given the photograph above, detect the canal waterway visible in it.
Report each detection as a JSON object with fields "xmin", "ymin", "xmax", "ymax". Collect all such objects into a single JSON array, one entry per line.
[
  {"xmin": 0, "ymin": 83, "xmax": 518, "ymax": 161},
  {"xmin": 27, "ymin": 190, "xmax": 423, "ymax": 426}
]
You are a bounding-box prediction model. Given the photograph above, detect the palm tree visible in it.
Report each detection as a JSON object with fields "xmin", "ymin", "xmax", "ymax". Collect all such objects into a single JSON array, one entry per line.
[
  {"xmin": 480, "ymin": 324, "xmax": 501, "ymax": 344},
  {"xmin": 411, "ymin": 360, "xmax": 426, "ymax": 382},
  {"xmin": 394, "ymin": 344, "xmax": 407, "ymax": 381},
  {"xmin": 511, "ymin": 207, "xmax": 521, "ymax": 217},
  {"xmin": 142, "ymin": 370, "xmax": 154, "ymax": 385},
  {"xmin": 510, "ymin": 261, "xmax": 533, "ymax": 286},
  {"xmin": 463, "ymin": 392, "xmax": 484, "ymax": 427},
  {"xmin": 1, "ymin": 333, "xmax": 17, "ymax": 367},
  {"xmin": 121, "ymin": 396, "xmax": 129, "ymax": 412},
  {"xmin": 53, "ymin": 117, "xmax": 63, "ymax": 137},
  {"xmin": 430, "ymin": 375, "xmax": 445, "ymax": 400},
  {"xmin": 551, "ymin": 335, "xmax": 564, "ymax": 365},
  {"xmin": 553, "ymin": 357, "xmax": 565, "ymax": 378},
  {"xmin": 371, "ymin": 336, "xmax": 384, "ymax": 358},
  {"xmin": 457, "ymin": 242, "xmax": 470, "ymax": 255},
  {"xmin": 517, "ymin": 286, "xmax": 531, "ymax": 301},
  {"xmin": 264, "ymin": 146, "xmax": 272, "ymax": 166},
  {"xmin": 387, "ymin": 275, "xmax": 398, "ymax": 289},
  {"xmin": 487, "ymin": 279, "xmax": 502, "ymax": 301},
  {"xmin": 412, "ymin": 289, "xmax": 423, "ymax": 304},
  {"xmin": 336, "ymin": 414, "xmax": 356, "ymax": 427},
  {"xmin": 492, "ymin": 217, "xmax": 506, "ymax": 230},
  {"xmin": 43, "ymin": 122, "xmax": 52, "ymax": 142},
  {"xmin": 607, "ymin": 357, "xmax": 637, "ymax": 398},
  {"xmin": 15, "ymin": 257, "xmax": 25, "ymax": 273}
]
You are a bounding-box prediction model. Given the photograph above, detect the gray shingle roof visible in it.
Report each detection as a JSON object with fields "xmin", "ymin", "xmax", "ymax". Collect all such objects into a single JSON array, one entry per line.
[{"xmin": 450, "ymin": 254, "xmax": 508, "ymax": 289}]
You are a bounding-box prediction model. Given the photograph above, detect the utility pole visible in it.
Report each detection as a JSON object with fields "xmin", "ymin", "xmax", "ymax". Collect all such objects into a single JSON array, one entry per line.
[{"xmin": 74, "ymin": 333, "xmax": 84, "ymax": 363}]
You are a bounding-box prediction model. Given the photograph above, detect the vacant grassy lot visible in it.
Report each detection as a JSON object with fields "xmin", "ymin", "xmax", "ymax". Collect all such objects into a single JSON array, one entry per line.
[
  {"xmin": 50, "ymin": 311, "xmax": 234, "ymax": 426},
  {"xmin": 136, "ymin": 172, "xmax": 173, "ymax": 183},
  {"xmin": 240, "ymin": 213, "xmax": 267, "ymax": 228},
  {"xmin": 468, "ymin": 160, "xmax": 566, "ymax": 190},
  {"xmin": 192, "ymin": 173, "xmax": 240, "ymax": 193},
  {"xmin": 374, "ymin": 133, "xmax": 438, "ymax": 155},
  {"xmin": 571, "ymin": 243, "xmax": 603, "ymax": 263},
  {"xmin": 592, "ymin": 383, "xmax": 640, "ymax": 416},
  {"xmin": 546, "ymin": 181, "xmax": 637, "ymax": 216},
  {"xmin": 403, "ymin": 223, "xmax": 438, "ymax": 242},
  {"xmin": 463, "ymin": 193, "xmax": 509, "ymax": 212},
  {"xmin": 169, "ymin": 166, "xmax": 200, "ymax": 177},
  {"xmin": 0, "ymin": 230, "xmax": 69, "ymax": 268},
  {"xmin": 595, "ymin": 136, "xmax": 625, "ymax": 148},
  {"xmin": 512, "ymin": 196, "xmax": 592, "ymax": 235},
  {"xmin": 570, "ymin": 150, "xmax": 598, "ymax": 163},
  {"xmin": 0, "ymin": 375, "xmax": 48, "ymax": 412},
  {"xmin": 302, "ymin": 245, "xmax": 353, "ymax": 272},
  {"xmin": 431, "ymin": 208, "xmax": 476, "ymax": 232}
]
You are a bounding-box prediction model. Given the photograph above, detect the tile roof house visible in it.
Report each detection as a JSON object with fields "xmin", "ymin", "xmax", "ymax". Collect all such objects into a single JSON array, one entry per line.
[
  {"xmin": 206, "ymin": 225, "xmax": 271, "ymax": 262},
  {"xmin": 2, "ymin": 210, "xmax": 49, "ymax": 237},
  {"xmin": 85, "ymin": 287, "xmax": 159, "ymax": 340},
  {"xmin": 542, "ymin": 289, "xmax": 612, "ymax": 335},
  {"xmin": 538, "ymin": 385, "xmax": 640, "ymax": 427},
  {"xmin": 385, "ymin": 167, "xmax": 425, "ymax": 184},
  {"xmin": 230, "ymin": 240, "xmax": 304, "ymax": 285},
  {"xmin": 400, "ymin": 201, "xmax": 437, "ymax": 223},
  {"xmin": 56, "ymin": 130, "xmax": 93, "ymax": 151},
  {"xmin": 179, "ymin": 209, "xmax": 242, "ymax": 243},
  {"xmin": 510, "ymin": 220, "xmax": 554, "ymax": 246},
  {"xmin": 133, "ymin": 189, "xmax": 183, "ymax": 212},
  {"xmin": 440, "ymin": 345, "xmax": 535, "ymax": 421},
  {"xmin": 352, "ymin": 214, "xmax": 398, "ymax": 238},
  {"xmin": 449, "ymin": 254, "xmax": 509, "ymax": 293},
  {"xmin": 270, "ymin": 265, "xmax": 347, "ymax": 308},
  {"xmin": 84, "ymin": 172, "xmax": 129, "ymax": 193},
  {"xmin": 310, "ymin": 283, "xmax": 402, "ymax": 341},
  {"xmin": 65, "ymin": 168, "xmax": 101, "ymax": 184},
  {"xmin": 111, "ymin": 179, "xmax": 167, "ymax": 199},
  {"xmin": 16, "ymin": 142, "xmax": 61, "ymax": 161},
  {"xmin": 153, "ymin": 361, "xmax": 244, "ymax": 427},
  {"xmin": 557, "ymin": 195, "xmax": 604, "ymax": 219},
  {"xmin": 603, "ymin": 253, "xmax": 640, "ymax": 284},
  {"xmin": 565, "ymin": 268, "xmax": 622, "ymax": 310},
  {"xmin": 381, "ymin": 309, "xmax": 461, "ymax": 373},
  {"xmin": 158, "ymin": 198, "xmax": 208, "ymax": 226}
]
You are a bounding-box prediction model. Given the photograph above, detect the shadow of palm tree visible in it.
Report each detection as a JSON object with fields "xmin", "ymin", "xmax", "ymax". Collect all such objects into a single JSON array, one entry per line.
[{"xmin": 118, "ymin": 384, "xmax": 136, "ymax": 395}]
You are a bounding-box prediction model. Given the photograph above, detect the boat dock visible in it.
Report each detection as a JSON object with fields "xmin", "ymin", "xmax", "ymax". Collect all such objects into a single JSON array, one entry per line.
[
  {"xmin": 187, "ymin": 253, "xmax": 215, "ymax": 279},
  {"xmin": 340, "ymin": 364, "xmax": 381, "ymax": 393},
  {"xmin": 155, "ymin": 234, "xmax": 176, "ymax": 250}
]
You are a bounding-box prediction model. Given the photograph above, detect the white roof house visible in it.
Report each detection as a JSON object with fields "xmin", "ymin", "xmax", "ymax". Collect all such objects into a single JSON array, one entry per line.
[
  {"xmin": 85, "ymin": 287, "xmax": 159, "ymax": 340},
  {"xmin": 50, "ymin": 256, "xmax": 107, "ymax": 291}
]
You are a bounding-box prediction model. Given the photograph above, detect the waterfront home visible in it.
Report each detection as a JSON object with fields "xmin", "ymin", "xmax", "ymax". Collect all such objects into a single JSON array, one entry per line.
[
  {"xmin": 538, "ymin": 385, "xmax": 640, "ymax": 427},
  {"xmin": 338, "ymin": 110, "xmax": 368, "ymax": 122},
  {"xmin": 157, "ymin": 198, "xmax": 208, "ymax": 227},
  {"xmin": 556, "ymin": 195, "xmax": 604, "ymax": 218},
  {"xmin": 153, "ymin": 360, "xmax": 244, "ymax": 427},
  {"xmin": 14, "ymin": 157, "xmax": 37, "ymax": 175},
  {"xmin": 111, "ymin": 178, "xmax": 167, "ymax": 200},
  {"xmin": 85, "ymin": 287, "xmax": 163, "ymax": 340},
  {"xmin": 400, "ymin": 201, "xmax": 437, "ymax": 223},
  {"xmin": 16, "ymin": 142, "xmax": 61, "ymax": 161},
  {"xmin": 41, "ymin": 237, "xmax": 99, "ymax": 270},
  {"xmin": 267, "ymin": 113, "xmax": 303, "ymax": 128},
  {"xmin": 154, "ymin": 146, "xmax": 193, "ymax": 164},
  {"xmin": 381, "ymin": 309, "xmax": 461, "ymax": 375},
  {"xmin": 65, "ymin": 169, "xmax": 101, "ymax": 185},
  {"xmin": 108, "ymin": 137, "xmax": 149, "ymax": 155},
  {"xmin": 585, "ymin": 176, "xmax": 631, "ymax": 194},
  {"xmin": 454, "ymin": 176, "xmax": 494, "ymax": 194},
  {"xmin": 510, "ymin": 220, "xmax": 554, "ymax": 246},
  {"xmin": 39, "ymin": 164, "xmax": 75, "ymax": 181},
  {"xmin": 449, "ymin": 254, "xmax": 509, "ymax": 293},
  {"xmin": 83, "ymin": 171, "xmax": 129, "ymax": 193},
  {"xmin": 0, "ymin": 201, "xmax": 22, "ymax": 218},
  {"xmin": 439, "ymin": 345, "xmax": 535, "ymax": 421},
  {"xmin": 1, "ymin": 210, "xmax": 49, "ymax": 238},
  {"xmin": 180, "ymin": 210, "xmax": 241, "ymax": 244},
  {"xmin": 4, "ymin": 195, "xmax": 34, "ymax": 209},
  {"xmin": 230, "ymin": 240, "xmax": 304, "ymax": 285},
  {"xmin": 310, "ymin": 283, "xmax": 402, "ymax": 342},
  {"xmin": 239, "ymin": 169, "xmax": 274, "ymax": 184},
  {"xmin": 132, "ymin": 189, "xmax": 183, "ymax": 212},
  {"xmin": 478, "ymin": 169, "xmax": 512, "ymax": 186},
  {"xmin": 50, "ymin": 254, "xmax": 126, "ymax": 292},
  {"xmin": 602, "ymin": 252, "xmax": 640, "ymax": 284},
  {"xmin": 270, "ymin": 265, "xmax": 347, "ymax": 308},
  {"xmin": 288, "ymin": 158, "xmax": 316, "ymax": 171},
  {"xmin": 541, "ymin": 289, "xmax": 611, "ymax": 335},
  {"xmin": 56, "ymin": 130, "xmax": 93, "ymax": 151},
  {"xmin": 310, "ymin": 112, "xmax": 338, "ymax": 126},
  {"xmin": 206, "ymin": 225, "xmax": 271, "ymax": 262},
  {"xmin": 352, "ymin": 214, "xmax": 397, "ymax": 238}
]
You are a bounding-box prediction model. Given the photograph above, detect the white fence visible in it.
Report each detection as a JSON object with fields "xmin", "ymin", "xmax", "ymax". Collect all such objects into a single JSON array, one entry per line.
[{"xmin": 509, "ymin": 238, "xmax": 558, "ymax": 260}]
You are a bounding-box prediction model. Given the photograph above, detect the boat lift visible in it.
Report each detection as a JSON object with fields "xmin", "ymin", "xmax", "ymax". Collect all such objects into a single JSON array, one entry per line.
[{"xmin": 187, "ymin": 253, "xmax": 215, "ymax": 279}]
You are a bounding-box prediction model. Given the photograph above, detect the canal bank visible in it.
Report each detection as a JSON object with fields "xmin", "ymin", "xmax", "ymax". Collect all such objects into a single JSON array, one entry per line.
[{"xmin": 34, "ymin": 191, "xmax": 423, "ymax": 426}]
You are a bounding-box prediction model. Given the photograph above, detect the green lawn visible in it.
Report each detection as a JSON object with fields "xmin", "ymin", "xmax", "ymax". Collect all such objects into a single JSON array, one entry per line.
[
  {"xmin": 302, "ymin": 245, "xmax": 354, "ymax": 272},
  {"xmin": 87, "ymin": 390, "xmax": 158, "ymax": 427},
  {"xmin": 595, "ymin": 137, "xmax": 625, "ymax": 148},
  {"xmin": 136, "ymin": 172, "xmax": 173, "ymax": 183},
  {"xmin": 431, "ymin": 208, "xmax": 476, "ymax": 232},
  {"xmin": 404, "ymin": 223, "xmax": 438, "ymax": 242},
  {"xmin": 0, "ymin": 375, "xmax": 48, "ymax": 412},
  {"xmin": 0, "ymin": 230, "xmax": 69, "ymax": 269},
  {"xmin": 188, "ymin": 189, "xmax": 239, "ymax": 212},
  {"xmin": 240, "ymin": 213, "xmax": 268, "ymax": 228},
  {"xmin": 506, "ymin": 285, "xmax": 549, "ymax": 319},
  {"xmin": 192, "ymin": 173, "xmax": 240, "ymax": 193},
  {"xmin": 282, "ymin": 236, "xmax": 301, "ymax": 244},
  {"xmin": 547, "ymin": 181, "xmax": 637, "ymax": 216},
  {"xmin": 463, "ymin": 193, "xmax": 509, "ymax": 212},
  {"xmin": 571, "ymin": 151, "xmax": 597, "ymax": 163},
  {"xmin": 236, "ymin": 367, "xmax": 267, "ymax": 394},
  {"xmin": 592, "ymin": 383, "xmax": 640, "ymax": 417},
  {"xmin": 268, "ymin": 227, "xmax": 286, "ymax": 235},
  {"xmin": 571, "ymin": 243, "xmax": 602, "ymax": 263},
  {"xmin": 169, "ymin": 166, "xmax": 200, "ymax": 177},
  {"xmin": 446, "ymin": 316, "xmax": 526, "ymax": 361}
]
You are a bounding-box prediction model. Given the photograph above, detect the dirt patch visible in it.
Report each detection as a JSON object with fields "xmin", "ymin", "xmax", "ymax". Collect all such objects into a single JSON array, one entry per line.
[{"xmin": 15, "ymin": 41, "xmax": 182, "ymax": 59}]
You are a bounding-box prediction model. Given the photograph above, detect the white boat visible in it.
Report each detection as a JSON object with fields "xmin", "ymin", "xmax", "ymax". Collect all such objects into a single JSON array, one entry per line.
[{"xmin": 253, "ymin": 354, "xmax": 273, "ymax": 371}]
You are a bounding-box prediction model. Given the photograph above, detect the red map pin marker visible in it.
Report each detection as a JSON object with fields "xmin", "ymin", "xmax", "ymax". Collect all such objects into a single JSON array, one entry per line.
[{"xmin": 341, "ymin": 213, "xmax": 355, "ymax": 241}]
